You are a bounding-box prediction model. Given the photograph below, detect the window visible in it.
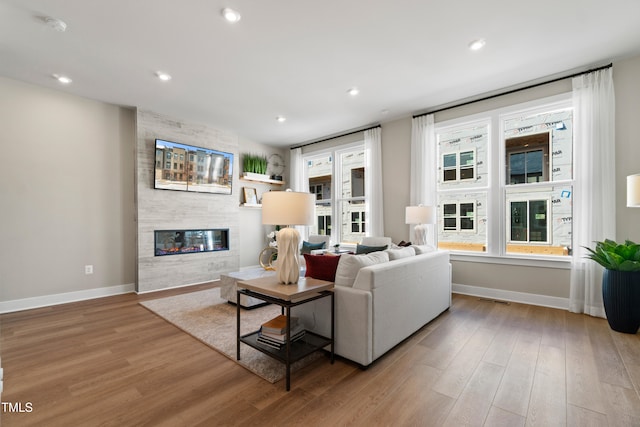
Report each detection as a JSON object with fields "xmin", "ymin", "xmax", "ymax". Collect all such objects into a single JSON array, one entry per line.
[
  {"xmin": 434, "ymin": 95, "xmax": 573, "ymax": 258},
  {"xmin": 508, "ymin": 199, "xmax": 548, "ymax": 243},
  {"xmin": 317, "ymin": 215, "xmax": 331, "ymax": 235},
  {"xmin": 506, "ymin": 132, "xmax": 550, "ymax": 184},
  {"xmin": 303, "ymin": 143, "xmax": 366, "ymax": 244},
  {"xmin": 437, "ymin": 122, "xmax": 488, "ymax": 252},
  {"xmin": 351, "ymin": 212, "xmax": 366, "ymax": 233},
  {"xmin": 442, "ymin": 202, "xmax": 475, "ymax": 232},
  {"xmin": 310, "ymin": 183, "xmax": 324, "ymax": 200},
  {"xmin": 443, "ymin": 150, "xmax": 476, "ymax": 182}
]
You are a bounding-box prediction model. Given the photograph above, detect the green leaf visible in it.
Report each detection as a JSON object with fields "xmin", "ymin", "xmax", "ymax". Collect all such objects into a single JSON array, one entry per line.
[
  {"xmin": 618, "ymin": 260, "xmax": 640, "ymax": 272},
  {"xmin": 585, "ymin": 239, "xmax": 640, "ymax": 270}
]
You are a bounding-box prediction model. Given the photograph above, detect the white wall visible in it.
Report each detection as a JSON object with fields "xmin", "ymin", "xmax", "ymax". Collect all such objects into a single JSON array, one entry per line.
[{"xmin": 0, "ymin": 77, "xmax": 136, "ymax": 303}]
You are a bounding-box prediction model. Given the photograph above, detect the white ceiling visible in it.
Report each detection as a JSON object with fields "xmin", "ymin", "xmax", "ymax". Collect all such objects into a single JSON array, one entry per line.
[{"xmin": 2, "ymin": 0, "xmax": 640, "ymax": 147}]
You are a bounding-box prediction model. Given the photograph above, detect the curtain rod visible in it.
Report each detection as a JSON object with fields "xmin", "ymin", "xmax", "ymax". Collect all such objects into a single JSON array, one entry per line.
[
  {"xmin": 290, "ymin": 124, "xmax": 381, "ymax": 150},
  {"xmin": 413, "ymin": 62, "xmax": 613, "ymax": 119}
]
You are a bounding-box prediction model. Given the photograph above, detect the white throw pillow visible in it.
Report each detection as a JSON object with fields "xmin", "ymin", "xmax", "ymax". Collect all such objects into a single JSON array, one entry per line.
[
  {"xmin": 411, "ymin": 245, "xmax": 436, "ymax": 255},
  {"xmin": 334, "ymin": 251, "xmax": 390, "ymax": 287},
  {"xmin": 385, "ymin": 246, "xmax": 416, "ymax": 260}
]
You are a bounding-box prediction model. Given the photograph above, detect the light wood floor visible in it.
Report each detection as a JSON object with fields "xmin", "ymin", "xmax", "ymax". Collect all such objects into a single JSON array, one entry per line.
[{"xmin": 1, "ymin": 285, "xmax": 639, "ymax": 426}]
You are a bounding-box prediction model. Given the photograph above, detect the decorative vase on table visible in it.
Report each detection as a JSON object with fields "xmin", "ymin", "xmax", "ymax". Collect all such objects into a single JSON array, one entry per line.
[{"xmin": 602, "ymin": 269, "xmax": 640, "ymax": 334}]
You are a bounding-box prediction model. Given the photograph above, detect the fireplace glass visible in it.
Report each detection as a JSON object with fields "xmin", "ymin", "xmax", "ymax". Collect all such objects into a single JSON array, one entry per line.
[{"xmin": 154, "ymin": 229, "xmax": 229, "ymax": 256}]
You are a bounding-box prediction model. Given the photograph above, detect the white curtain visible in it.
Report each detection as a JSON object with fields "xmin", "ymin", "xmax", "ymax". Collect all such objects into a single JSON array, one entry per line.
[
  {"xmin": 288, "ymin": 147, "xmax": 308, "ymax": 239},
  {"xmin": 289, "ymin": 147, "xmax": 304, "ymax": 192},
  {"xmin": 364, "ymin": 127, "xmax": 384, "ymax": 237},
  {"xmin": 569, "ymin": 67, "xmax": 615, "ymax": 317},
  {"xmin": 410, "ymin": 114, "xmax": 437, "ymax": 246}
]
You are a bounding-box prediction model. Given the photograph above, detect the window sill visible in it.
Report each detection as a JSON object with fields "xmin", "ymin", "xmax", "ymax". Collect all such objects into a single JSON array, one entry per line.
[{"xmin": 450, "ymin": 252, "xmax": 571, "ymax": 269}]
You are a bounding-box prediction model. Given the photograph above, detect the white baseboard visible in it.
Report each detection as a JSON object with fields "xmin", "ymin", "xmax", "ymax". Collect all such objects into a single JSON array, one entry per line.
[
  {"xmin": 1, "ymin": 281, "xmax": 569, "ymax": 314},
  {"xmin": 452, "ymin": 283, "xmax": 569, "ymax": 310},
  {"xmin": 0, "ymin": 284, "xmax": 136, "ymax": 314}
]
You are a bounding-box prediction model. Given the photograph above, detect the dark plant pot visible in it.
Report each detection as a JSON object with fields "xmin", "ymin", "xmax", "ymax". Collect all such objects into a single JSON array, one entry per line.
[{"xmin": 602, "ymin": 269, "xmax": 640, "ymax": 334}]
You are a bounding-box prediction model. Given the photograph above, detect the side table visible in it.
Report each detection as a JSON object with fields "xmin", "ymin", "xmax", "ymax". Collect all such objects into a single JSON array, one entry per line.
[{"xmin": 236, "ymin": 276, "xmax": 334, "ymax": 391}]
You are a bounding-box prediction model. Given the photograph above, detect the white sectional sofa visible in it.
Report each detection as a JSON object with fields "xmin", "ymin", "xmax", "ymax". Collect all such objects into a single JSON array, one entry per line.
[{"xmin": 292, "ymin": 247, "xmax": 451, "ymax": 367}]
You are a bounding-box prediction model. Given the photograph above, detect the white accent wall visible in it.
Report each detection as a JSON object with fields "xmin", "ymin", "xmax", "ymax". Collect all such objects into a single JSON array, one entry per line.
[{"xmin": 135, "ymin": 110, "xmax": 240, "ymax": 293}]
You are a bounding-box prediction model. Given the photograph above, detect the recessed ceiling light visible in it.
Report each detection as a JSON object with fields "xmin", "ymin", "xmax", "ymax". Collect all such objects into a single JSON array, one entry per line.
[
  {"xmin": 468, "ymin": 39, "xmax": 486, "ymax": 51},
  {"xmin": 276, "ymin": 116, "xmax": 286, "ymax": 123},
  {"xmin": 156, "ymin": 71, "xmax": 172, "ymax": 81},
  {"xmin": 44, "ymin": 16, "xmax": 67, "ymax": 32},
  {"xmin": 221, "ymin": 8, "xmax": 241, "ymax": 23},
  {"xmin": 347, "ymin": 87, "xmax": 359, "ymax": 96},
  {"xmin": 53, "ymin": 74, "xmax": 72, "ymax": 84}
]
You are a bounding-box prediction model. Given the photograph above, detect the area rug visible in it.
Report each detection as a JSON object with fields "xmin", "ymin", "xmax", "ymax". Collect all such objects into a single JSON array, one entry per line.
[{"xmin": 139, "ymin": 287, "xmax": 323, "ymax": 383}]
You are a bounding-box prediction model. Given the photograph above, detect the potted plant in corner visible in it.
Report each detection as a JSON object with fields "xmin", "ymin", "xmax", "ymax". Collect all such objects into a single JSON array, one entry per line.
[{"xmin": 585, "ymin": 239, "xmax": 640, "ymax": 334}]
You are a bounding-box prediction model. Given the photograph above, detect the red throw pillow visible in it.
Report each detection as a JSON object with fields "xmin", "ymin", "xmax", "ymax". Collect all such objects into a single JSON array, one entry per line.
[{"xmin": 303, "ymin": 254, "xmax": 341, "ymax": 282}]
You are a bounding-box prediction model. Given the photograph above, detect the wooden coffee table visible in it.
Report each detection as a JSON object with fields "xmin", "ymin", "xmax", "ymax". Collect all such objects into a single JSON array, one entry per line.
[{"xmin": 236, "ymin": 276, "xmax": 334, "ymax": 391}]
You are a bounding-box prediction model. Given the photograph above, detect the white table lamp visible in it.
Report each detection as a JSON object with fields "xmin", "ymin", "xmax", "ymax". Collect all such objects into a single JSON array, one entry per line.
[
  {"xmin": 262, "ymin": 190, "xmax": 315, "ymax": 284},
  {"xmin": 627, "ymin": 174, "xmax": 640, "ymax": 207},
  {"xmin": 405, "ymin": 205, "xmax": 436, "ymax": 246}
]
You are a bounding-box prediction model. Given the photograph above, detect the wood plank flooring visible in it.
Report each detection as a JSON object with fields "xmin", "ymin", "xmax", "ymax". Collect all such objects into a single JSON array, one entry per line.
[{"xmin": 1, "ymin": 285, "xmax": 639, "ymax": 426}]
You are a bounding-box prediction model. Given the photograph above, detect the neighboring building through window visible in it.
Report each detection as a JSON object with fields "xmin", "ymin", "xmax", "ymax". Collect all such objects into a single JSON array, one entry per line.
[
  {"xmin": 304, "ymin": 143, "xmax": 366, "ymax": 244},
  {"xmin": 434, "ymin": 96, "xmax": 573, "ymax": 258}
]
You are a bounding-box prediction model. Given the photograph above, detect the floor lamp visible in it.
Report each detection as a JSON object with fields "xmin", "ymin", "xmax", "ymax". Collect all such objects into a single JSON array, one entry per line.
[
  {"xmin": 262, "ymin": 190, "xmax": 315, "ymax": 284},
  {"xmin": 405, "ymin": 205, "xmax": 436, "ymax": 246}
]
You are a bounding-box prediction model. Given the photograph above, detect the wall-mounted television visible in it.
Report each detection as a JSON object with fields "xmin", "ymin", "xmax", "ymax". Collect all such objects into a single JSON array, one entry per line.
[{"xmin": 154, "ymin": 139, "xmax": 234, "ymax": 195}]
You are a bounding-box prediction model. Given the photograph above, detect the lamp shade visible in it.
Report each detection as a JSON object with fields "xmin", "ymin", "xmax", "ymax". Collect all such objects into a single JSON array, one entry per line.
[
  {"xmin": 405, "ymin": 205, "xmax": 436, "ymax": 224},
  {"xmin": 628, "ymin": 174, "xmax": 640, "ymax": 207},
  {"xmin": 262, "ymin": 190, "xmax": 315, "ymax": 226}
]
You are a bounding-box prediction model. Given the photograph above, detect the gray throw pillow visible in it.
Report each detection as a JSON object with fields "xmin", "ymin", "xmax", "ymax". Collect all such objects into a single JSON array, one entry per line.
[
  {"xmin": 301, "ymin": 240, "xmax": 326, "ymax": 254},
  {"xmin": 356, "ymin": 244, "xmax": 388, "ymax": 254}
]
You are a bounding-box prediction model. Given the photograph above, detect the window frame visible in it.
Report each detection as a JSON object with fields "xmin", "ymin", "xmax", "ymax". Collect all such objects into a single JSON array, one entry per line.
[{"xmin": 434, "ymin": 93, "xmax": 573, "ymax": 267}]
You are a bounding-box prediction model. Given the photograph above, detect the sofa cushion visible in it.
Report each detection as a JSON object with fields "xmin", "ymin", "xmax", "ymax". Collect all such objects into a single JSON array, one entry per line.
[
  {"xmin": 303, "ymin": 254, "xmax": 341, "ymax": 282},
  {"xmin": 335, "ymin": 251, "xmax": 389, "ymax": 287},
  {"xmin": 301, "ymin": 240, "xmax": 326, "ymax": 254},
  {"xmin": 411, "ymin": 245, "xmax": 436, "ymax": 255},
  {"xmin": 385, "ymin": 246, "xmax": 416, "ymax": 260},
  {"xmin": 356, "ymin": 244, "xmax": 388, "ymax": 254}
]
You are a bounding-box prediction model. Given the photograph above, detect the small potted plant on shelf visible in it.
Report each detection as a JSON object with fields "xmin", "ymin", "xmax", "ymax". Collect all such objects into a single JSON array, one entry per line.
[
  {"xmin": 242, "ymin": 154, "xmax": 269, "ymax": 180},
  {"xmin": 584, "ymin": 239, "xmax": 640, "ymax": 334}
]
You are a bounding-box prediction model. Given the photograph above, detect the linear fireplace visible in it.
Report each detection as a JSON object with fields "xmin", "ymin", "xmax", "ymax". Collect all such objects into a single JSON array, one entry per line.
[{"xmin": 154, "ymin": 229, "xmax": 229, "ymax": 256}]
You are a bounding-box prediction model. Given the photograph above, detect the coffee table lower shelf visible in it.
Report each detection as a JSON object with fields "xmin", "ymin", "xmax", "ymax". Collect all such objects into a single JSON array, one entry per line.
[{"xmin": 240, "ymin": 330, "xmax": 332, "ymax": 364}]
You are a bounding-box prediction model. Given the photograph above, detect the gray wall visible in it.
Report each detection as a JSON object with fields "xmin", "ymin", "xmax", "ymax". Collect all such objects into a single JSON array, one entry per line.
[
  {"xmin": 0, "ymin": 77, "xmax": 136, "ymax": 301},
  {"xmin": 614, "ymin": 56, "xmax": 640, "ymax": 244}
]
